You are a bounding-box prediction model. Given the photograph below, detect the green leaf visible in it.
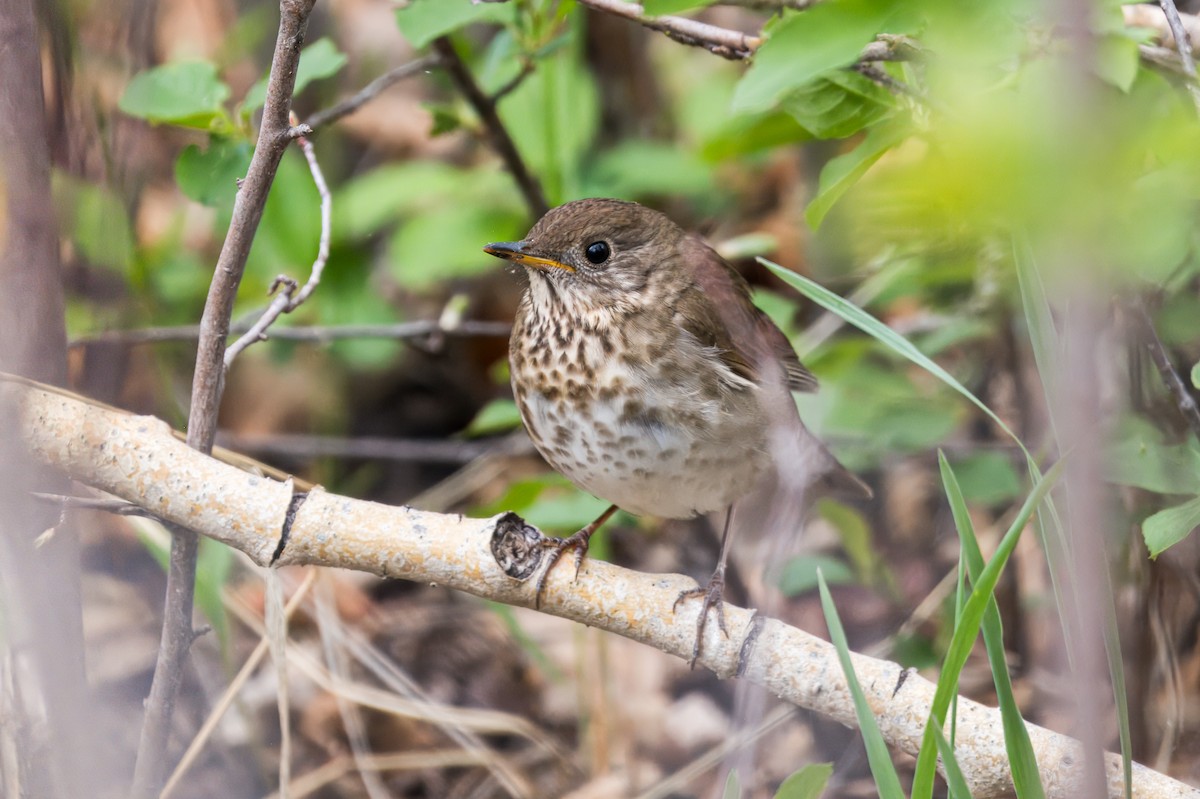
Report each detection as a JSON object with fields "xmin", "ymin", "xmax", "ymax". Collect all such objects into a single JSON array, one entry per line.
[
  {"xmin": 389, "ymin": 205, "xmax": 525, "ymax": 289},
  {"xmin": 643, "ymin": 0, "xmax": 714, "ymax": 13},
  {"xmin": 948, "ymin": 451, "xmax": 1022, "ymax": 506},
  {"xmin": 466, "ymin": 399, "xmax": 522, "ymax": 437},
  {"xmin": 817, "ymin": 499, "xmax": 884, "ymax": 585},
  {"xmin": 119, "ymin": 61, "xmax": 231, "ymax": 128},
  {"xmin": 723, "ymin": 770, "xmax": 742, "ymax": 799},
  {"xmin": 53, "ymin": 174, "xmax": 136, "ymax": 273},
  {"xmin": 782, "ymin": 71, "xmax": 894, "ymax": 140},
  {"xmin": 395, "ymin": 0, "xmax": 513, "ymax": 49},
  {"xmin": 1104, "ymin": 417, "xmax": 1200, "ymax": 495},
  {"xmin": 779, "ymin": 555, "xmax": 854, "ymax": 595},
  {"xmin": 1193, "ymin": 362, "xmax": 1200, "ymax": 390},
  {"xmin": 1094, "ymin": 33, "xmax": 1140, "ymax": 92},
  {"xmin": 1143, "ymin": 495, "xmax": 1200, "ymax": 557},
  {"xmin": 732, "ymin": 0, "xmax": 903, "ymax": 113},
  {"xmin": 817, "ymin": 571, "xmax": 906, "ymax": 799},
  {"xmin": 175, "ymin": 138, "xmax": 253, "ymax": 214},
  {"xmin": 242, "ymin": 37, "xmax": 348, "ymax": 114},
  {"xmin": 805, "ymin": 122, "xmax": 908, "ymax": 228},
  {"xmin": 583, "ymin": 141, "xmax": 715, "ymax": 199},
  {"xmin": 773, "ymin": 763, "xmax": 833, "ymax": 799}
]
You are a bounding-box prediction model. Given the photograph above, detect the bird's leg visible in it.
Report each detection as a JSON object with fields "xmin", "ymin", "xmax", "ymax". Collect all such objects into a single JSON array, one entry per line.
[
  {"xmin": 533, "ymin": 503, "xmax": 619, "ymax": 608},
  {"xmin": 673, "ymin": 505, "xmax": 735, "ymax": 669}
]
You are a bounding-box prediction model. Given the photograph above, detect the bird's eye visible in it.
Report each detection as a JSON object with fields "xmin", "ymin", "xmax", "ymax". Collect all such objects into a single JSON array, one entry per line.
[{"xmin": 584, "ymin": 241, "xmax": 611, "ymax": 265}]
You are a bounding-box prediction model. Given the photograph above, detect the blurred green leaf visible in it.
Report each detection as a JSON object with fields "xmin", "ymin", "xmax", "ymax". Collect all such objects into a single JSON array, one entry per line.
[
  {"xmin": 243, "ymin": 37, "xmax": 348, "ymax": 113},
  {"xmin": 723, "ymin": 770, "xmax": 742, "ymax": 799},
  {"xmin": 395, "ymin": 0, "xmax": 513, "ymax": 49},
  {"xmin": 643, "ymin": 0, "xmax": 714, "ymax": 13},
  {"xmin": 732, "ymin": 0, "xmax": 905, "ymax": 113},
  {"xmin": 1094, "ymin": 33, "xmax": 1140, "ymax": 92},
  {"xmin": 1193, "ymin": 362, "xmax": 1200, "ymax": 390},
  {"xmin": 119, "ymin": 61, "xmax": 231, "ymax": 128},
  {"xmin": 1144, "ymin": 495, "xmax": 1200, "ymax": 557},
  {"xmin": 782, "ymin": 71, "xmax": 894, "ymax": 140},
  {"xmin": 949, "ymin": 451, "xmax": 1022, "ymax": 506},
  {"xmin": 1105, "ymin": 416, "xmax": 1200, "ymax": 495},
  {"xmin": 702, "ymin": 111, "xmax": 811, "ymax": 160},
  {"xmin": 54, "ymin": 175, "xmax": 136, "ymax": 273},
  {"xmin": 390, "ymin": 204, "xmax": 525, "ymax": 289},
  {"xmin": 175, "ymin": 138, "xmax": 253, "ymax": 214},
  {"xmin": 779, "ymin": 555, "xmax": 854, "ymax": 596},
  {"xmin": 583, "ymin": 141, "xmax": 715, "ymax": 199},
  {"xmin": 466, "ymin": 398, "xmax": 522, "ymax": 437},
  {"xmin": 817, "ymin": 498, "xmax": 885, "ymax": 585},
  {"xmin": 806, "ymin": 122, "xmax": 908, "ymax": 228},
  {"xmin": 773, "ymin": 763, "xmax": 833, "ymax": 799}
]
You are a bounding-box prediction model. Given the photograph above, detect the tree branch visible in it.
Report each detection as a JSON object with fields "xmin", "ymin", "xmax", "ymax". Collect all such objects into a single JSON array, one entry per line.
[
  {"xmin": 131, "ymin": 1, "xmax": 317, "ymax": 796},
  {"xmin": 431, "ymin": 36, "xmax": 549, "ymax": 218},
  {"xmin": 301, "ymin": 54, "xmax": 441, "ymax": 133},
  {"xmin": 6, "ymin": 374, "xmax": 1197, "ymax": 799}
]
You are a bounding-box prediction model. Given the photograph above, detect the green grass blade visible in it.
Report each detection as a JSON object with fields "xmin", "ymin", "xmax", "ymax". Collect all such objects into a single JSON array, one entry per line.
[
  {"xmin": 817, "ymin": 570, "xmax": 906, "ymax": 799},
  {"xmin": 760, "ymin": 258, "xmax": 1023, "ymax": 446},
  {"xmin": 773, "ymin": 763, "xmax": 834, "ymax": 799},
  {"xmin": 931, "ymin": 723, "xmax": 976, "ymax": 799},
  {"xmin": 939, "ymin": 453, "xmax": 1045, "ymax": 799},
  {"xmin": 910, "ymin": 458, "xmax": 1064, "ymax": 799}
]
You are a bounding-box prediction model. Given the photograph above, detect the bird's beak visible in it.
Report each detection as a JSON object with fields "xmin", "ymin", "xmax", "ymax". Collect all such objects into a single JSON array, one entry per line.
[{"xmin": 483, "ymin": 241, "xmax": 576, "ymax": 273}]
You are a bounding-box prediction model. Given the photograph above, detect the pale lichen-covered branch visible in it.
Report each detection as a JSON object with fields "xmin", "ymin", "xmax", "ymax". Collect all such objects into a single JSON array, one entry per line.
[{"xmin": 3, "ymin": 374, "xmax": 1196, "ymax": 799}]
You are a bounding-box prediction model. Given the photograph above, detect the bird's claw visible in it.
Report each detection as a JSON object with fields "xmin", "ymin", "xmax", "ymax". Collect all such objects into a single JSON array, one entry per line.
[
  {"xmin": 673, "ymin": 567, "xmax": 728, "ymax": 669},
  {"xmin": 532, "ymin": 529, "xmax": 592, "ymax": 609}
]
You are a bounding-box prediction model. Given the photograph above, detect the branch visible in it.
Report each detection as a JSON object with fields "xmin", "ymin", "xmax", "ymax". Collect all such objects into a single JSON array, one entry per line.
[
  {"xmin": 6, "ymin": 374, "xmax": 1197, "ymax": 799},
  {"xmin": 301, "ymin": 55, "xmax": 441, "ymax": 132},
  {"xmin": 1135, "ymin": 302, "xmax": 1200, "ymax": 441},
  {"xmin": 431, "ymin": 36, "xmax": 549, "ymax": 218},
  {"xmin": 223, "ymin": 121, "xmax": 331, "ymax": 368},
  {"xmin": 132, "ymin": 1, "xmax": 317, "ymax": 796},
  {"xmin": 69, "ymin": 319, "xmax": 512, "ymax": 349}
]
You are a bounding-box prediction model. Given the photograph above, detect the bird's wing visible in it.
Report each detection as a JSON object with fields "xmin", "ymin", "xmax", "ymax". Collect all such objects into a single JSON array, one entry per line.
[{"xmin": 674, "ymin": 237, "xmax": 818, "ymax": 394}]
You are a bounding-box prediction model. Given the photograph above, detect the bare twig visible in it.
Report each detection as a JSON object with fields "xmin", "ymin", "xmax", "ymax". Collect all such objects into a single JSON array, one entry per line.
[
  {"xmin": 29, "ymin": 492, "xmax": 158, "ymax": 517},
  {"xmin": 301, "ymin": 54, "xmax": 441, "ymax": 132},
  {"xmin": 69, "ymin": 319, "xmax": 512, "ymax": 348},
  {"xmin": 130, "ymin": 1, "xmax": 318, "ymax": 796},
  {"xmin": 1159, "ymin": 0, "xmax": 1200, "ymax": 111},
  {"xmin": 577, "ymin": 0, "xmax": 760, "ymax": 59},
  {"xmin": 432, "ymin": 37, "xmax": 549, "ymax": 217},
  {"xmin": 490, "ymin": 59, "xmax": 536, "ymax": 104},
  {"xmin": 224, "ymin": 120, "xmax": 332, "ymax": 368},
  {"xmin": 1136, "ymin": 302, "xmax": 1200, "ymax": 440}
]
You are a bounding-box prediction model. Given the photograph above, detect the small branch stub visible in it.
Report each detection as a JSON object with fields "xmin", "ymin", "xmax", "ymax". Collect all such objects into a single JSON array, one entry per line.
[{"xmin": 491, "ymin": 512, "xmax": 544, "ymax": 581}]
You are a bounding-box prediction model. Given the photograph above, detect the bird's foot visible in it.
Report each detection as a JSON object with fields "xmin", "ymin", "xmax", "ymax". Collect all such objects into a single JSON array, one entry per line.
[
  {"xmin": 533, "ymin": 528, "xmax": 593, "ymax": 609},
  {"xmin": 673, "ymin": 566, "xmax": 728, "ymax": 669}
]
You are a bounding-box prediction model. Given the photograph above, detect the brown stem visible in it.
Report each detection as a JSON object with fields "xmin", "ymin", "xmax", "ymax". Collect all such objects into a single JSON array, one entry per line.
[
  {"xmin": 129, "ymin": 1, "xmax": 317, "ymax": 796},
  {"xmin": 432, "ymin": 36, "xmax": 549, "ymax": 217}
]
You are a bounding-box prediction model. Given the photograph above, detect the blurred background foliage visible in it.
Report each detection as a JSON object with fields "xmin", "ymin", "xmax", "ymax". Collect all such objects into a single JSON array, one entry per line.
[{"xmin": 47, "ymin": 0, "xmax": 1200, "ymax": 794}]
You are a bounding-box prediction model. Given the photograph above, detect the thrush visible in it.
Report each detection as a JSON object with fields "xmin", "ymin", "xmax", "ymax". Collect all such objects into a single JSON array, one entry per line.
[{"xmin": 484, "ymin": 198, "xmax": 870, "ymax": 666}]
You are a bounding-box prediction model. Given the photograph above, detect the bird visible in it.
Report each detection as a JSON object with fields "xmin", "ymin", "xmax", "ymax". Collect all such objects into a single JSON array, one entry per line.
[{"xmin": 484, "ymin": 198, "xmax": 870, "ymax": 665}]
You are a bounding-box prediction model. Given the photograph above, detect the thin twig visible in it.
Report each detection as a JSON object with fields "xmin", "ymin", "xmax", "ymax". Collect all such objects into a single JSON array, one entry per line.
[
  {"xmin": 159, "ymin": 571, "xmax": 318, "ymax": 799},
  {"xmin": 29, "ymin": 492, "xmax": 158, "ymax": 518},
  {"xmin": 577, "ymin": 0, "xmax": 759, "ymax": 59},
  {"xmin": 69, "ymin": 320, "xmax": 512, "ymax": 348},
  {"xmin": 301, "ymin": 55, "xmax": 441, "ymax": 132},
  {"xmin": 432, "ymin": 37, "xmax": 549, "ymax": 217},
  {"xmin": 1136, "ymin": 302, "xmax": 1200, "ymax": 440},
  {"xmin": 490, "ymin": 59, "xmax": 536, "ymax": 104},
  {"xmin": 1158, "ymin": 0, "xmax": 1200, "ymax": 112},
  {"xmin": 130, "ymin": 2, "xmax": 318, "ymax": 796},
  {"xmin": 224, "ymin": 120, "xmax": 332, "ymax": 368}
]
